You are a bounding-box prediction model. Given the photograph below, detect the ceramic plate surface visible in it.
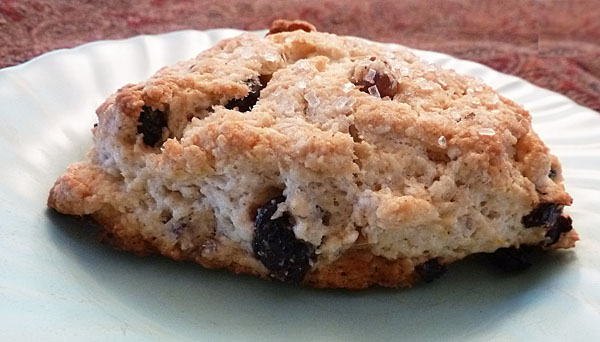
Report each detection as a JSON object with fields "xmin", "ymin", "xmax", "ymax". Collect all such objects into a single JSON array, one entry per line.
[{"xmin": 1, "ymin": 29, "xmax": 599, "ymax": 341}]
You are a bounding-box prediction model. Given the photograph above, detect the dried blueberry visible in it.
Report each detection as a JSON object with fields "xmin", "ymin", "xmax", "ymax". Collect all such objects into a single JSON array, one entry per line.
[
  {"xmin": 252, "ymin": 196, "xmax": 315, "ymax": 283},
  {"xmin": 137, "ymin": 106, "xmax": 167, "ymax": 147},
  {"xmin": 486, "ymin": 247, "xmax": 532, "ymax": 272},
  {"xmin": 545, "ymin": 215, "xmax": 573, "ymax": 246},
  {"xmin": 415, "ymin": 258, "xmax": 446, "ymax": 283},
  {"xmin": 357, "ymin": 71, "xmax": 397, "ymax": 98},
  {"xmin": 225, "ymin": 79, "xmax": 265, "ymax": 112},
  {"xmin": 522, "ymin": 203, "xmax": 563, "ymax": 228}
]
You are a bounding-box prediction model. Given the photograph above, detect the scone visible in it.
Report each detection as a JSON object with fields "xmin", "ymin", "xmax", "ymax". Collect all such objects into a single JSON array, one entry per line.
[{"xmin": 48, "ymin": 20, "xmax": 577, "ymax": 289}]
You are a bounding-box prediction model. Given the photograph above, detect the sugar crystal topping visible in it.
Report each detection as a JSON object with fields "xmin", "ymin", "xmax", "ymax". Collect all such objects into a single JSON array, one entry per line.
[
  {"xmin": 263, "ymin": 51, "xmax": 280, "ymax": 62},
  {"xmin": 295, "ymin": 59, "xmax": 312, "ymax": 72},
  {"xmin": 304, "ymin": 91, "xmax": 320, "ymax": 108},
  {"xmin": 478, "ymin": 128, "xmax": 496, "ymax": 136},
  {"xmin": 237, "ymin": 46, "xmax": 255, "ymax": 59},
  {"xmin": 368, "ymin": 85, "xmax": 381, "ymax": 98},
  {"xmin": 334, "ymin": 96, "xmax": 355, "ymax": 111},
  {"xmin": 280, "ymin": 100, "xmax": 295, "ymax": 115},
  {"xmin": 437, "ymin": 136, "xmax": 447, "ymax": 148},
  {"xmin": 343, "ymin": 82, "xmax": 355, "ymax": 93},
  {"xmin": 365, "ymin": 68, "xmax": 377, "ymax": 83}
]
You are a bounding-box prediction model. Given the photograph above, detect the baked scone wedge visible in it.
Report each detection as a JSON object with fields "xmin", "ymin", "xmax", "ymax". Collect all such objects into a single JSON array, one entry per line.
[{"xmin": 48, "ymin": 20, "xmax": 577, "ymax": 289}]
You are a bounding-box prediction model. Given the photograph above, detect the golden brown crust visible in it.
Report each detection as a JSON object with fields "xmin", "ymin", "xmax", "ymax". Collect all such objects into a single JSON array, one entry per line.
[
  {"xmin": 48, "ymin": 162, "xmax": 118, "ymax": 215},
  {"xmin": 78, "ymin": 207, "xmax": 579, "ymax": 289},
  {"xmin": 93, "ymin": 206, "xmax": 158, "ymax": 256},
  {"xmin": 91, "ymin": 211, "xmax": 272, "ymax": 280},
  {"xmin": 89, "ymin": 210, "xmax": 421, "ymax": 289},
  {"xmin": 305, "ymin": 249, "xmax": 419, "ymax": 289}
]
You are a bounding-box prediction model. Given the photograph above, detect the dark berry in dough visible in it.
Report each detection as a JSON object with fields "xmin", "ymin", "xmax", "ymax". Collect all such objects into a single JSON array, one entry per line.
[
  {"xmin": 252, "ymin": 196, "xmax": 315, "ymax": 283},
  {"xmin": 225, "ymin": 79, "xmax": 265, "ymax": 112},
  {"xmin": 486, "ymin": 247, "xmax": 532, "ymax": 272},
  {"xmin": 522, "ymin": 203, "xmax": 562, "ymax": 228},
  {"xmin": 357, "ymin": 71, "xmax": 397, "ymax": 98},
  {"xmin": 545, "ymin": 215, "xmax": 573, "ymax": 246},
  {"xmin": 137, "ymin": 106, "xmax": 167, "ymax": 147},
  {"xmin": 415, "ymin": 258, "xmax": 446, "ymax": 283}
]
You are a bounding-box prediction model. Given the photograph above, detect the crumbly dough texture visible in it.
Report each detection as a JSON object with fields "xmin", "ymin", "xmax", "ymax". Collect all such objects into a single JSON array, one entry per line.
[{"xmin": 48, "ymin": 20, "xmax": 577, "ymax": 289}]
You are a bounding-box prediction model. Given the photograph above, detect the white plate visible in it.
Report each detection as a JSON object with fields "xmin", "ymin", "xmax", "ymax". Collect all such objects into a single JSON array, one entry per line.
[{"xmin": 1, "ymin": 29, "xmax": 599, "ymax": 341}]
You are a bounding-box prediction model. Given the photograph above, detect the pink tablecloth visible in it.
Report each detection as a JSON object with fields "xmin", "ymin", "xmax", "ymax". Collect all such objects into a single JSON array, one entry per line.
[{"xmin": 1, "ymin": 0, "xmax": 599, "ymax": 111}]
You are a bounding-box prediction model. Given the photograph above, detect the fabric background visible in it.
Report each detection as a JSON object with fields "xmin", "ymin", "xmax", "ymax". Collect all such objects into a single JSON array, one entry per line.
[{"xmin": 1, "ymin": 0, "xmax": 599, "ymax": 111}]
